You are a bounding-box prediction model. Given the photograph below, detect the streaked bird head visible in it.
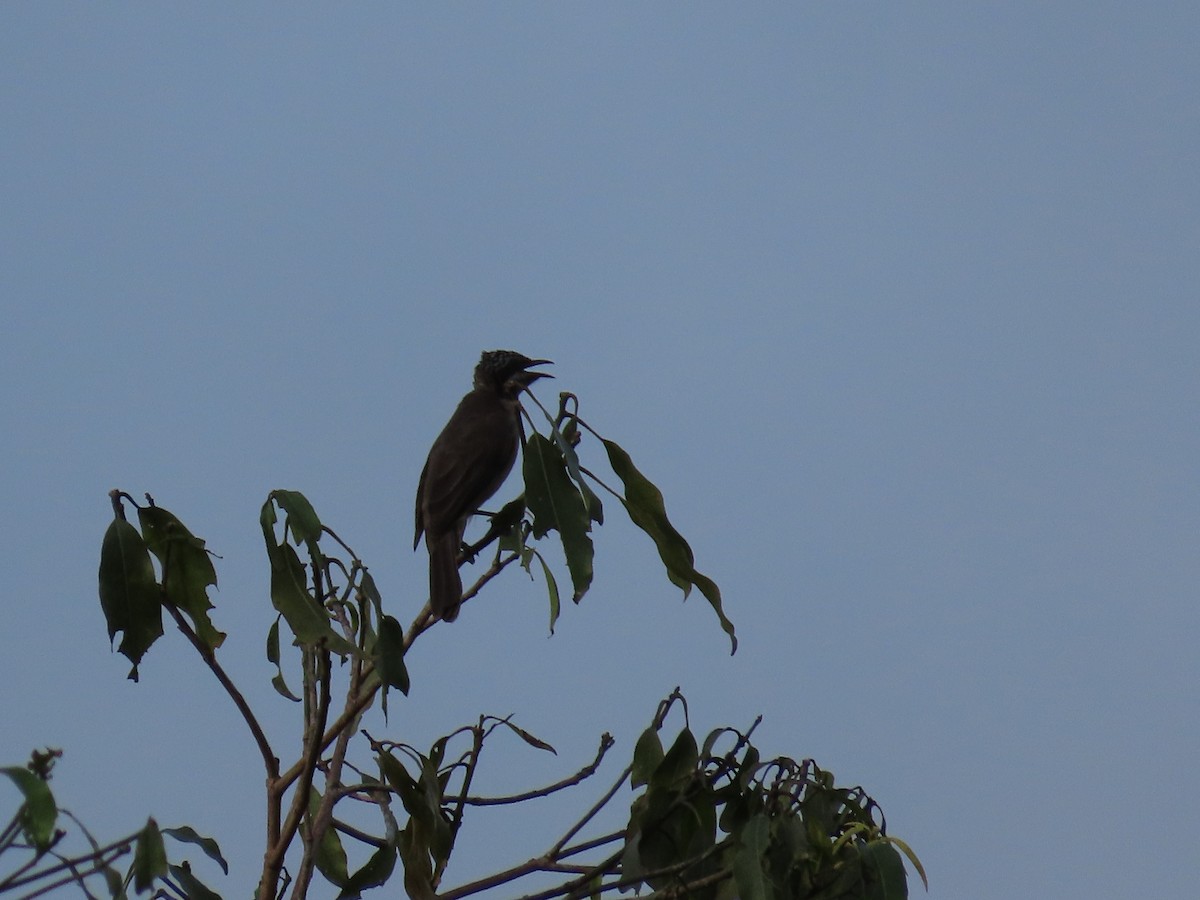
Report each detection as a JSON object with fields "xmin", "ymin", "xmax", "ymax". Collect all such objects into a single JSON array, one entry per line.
[{"xmin": 474, "ymin": 350, "xmax": 554, "ymax": 394}]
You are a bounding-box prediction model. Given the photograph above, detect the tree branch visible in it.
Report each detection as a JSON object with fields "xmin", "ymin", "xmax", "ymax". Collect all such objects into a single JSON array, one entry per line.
[
  {"xmin": 164, "ymin": 604, "xmax": 279, "ymax": 779},
  {"xmin": 464, "ymin": 733, "xmax": 615, "ymax": 806}
]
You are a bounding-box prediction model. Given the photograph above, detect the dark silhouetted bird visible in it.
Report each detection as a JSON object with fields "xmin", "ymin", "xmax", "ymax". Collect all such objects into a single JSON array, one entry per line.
[{"xmin": 414, "ymin": 350, "xmax": 553, "ymax": 621}]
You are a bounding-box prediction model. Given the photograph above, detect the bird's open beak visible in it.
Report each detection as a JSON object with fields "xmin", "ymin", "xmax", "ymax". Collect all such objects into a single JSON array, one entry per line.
[{"xmin": 514, "ymin": 359, "xmax": 554, "ymax": 387}]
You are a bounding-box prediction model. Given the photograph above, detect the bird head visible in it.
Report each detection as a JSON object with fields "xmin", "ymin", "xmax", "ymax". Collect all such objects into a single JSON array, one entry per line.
[{"xmin": 474, "ymin": 350, "xmax": 554, "ymax": 394}]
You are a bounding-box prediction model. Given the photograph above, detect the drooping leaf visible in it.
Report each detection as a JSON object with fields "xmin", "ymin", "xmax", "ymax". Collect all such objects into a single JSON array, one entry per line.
[
  {"xmin": 733, "ymin": 813, "xmax": 773, "ymax": 900},
  {"xmin": 882, "ymin": 835, "xmax": 927, "ymax": 891},
  {"xmin": 102, "ymin": 863, "xmax": 125, "ymax": 899},
  {"xmin": 138, "ymin": 505, "xmax": 225, "ymax": 652},
  {"xmin": 631, "ymin": 727, "xmax": 665, "ymax": 789},
  {"xmin": 493, "ymin": 717, "xmax": 557, "ymax": 754},
  {"xmin": 266, "ymin": 617, "xmax": 301, "ymax": 701},
  {"xmin": 529, "ymin": 549, "xmax": 561, "ymax": 634},
  {"xmin": 860, "ymin": 840, "xmax": 909, "ymax": 900},
  {"xmin": 379, "ymin": 752, "xmax": 425, "ymax": 826},
  {"xmin": 308, "ymin": 789, "xmax": 349, "ymax": 888},
  {"xmin": 167, "ymin": 862, "xmax": 223, "ymax": 900},
  {"xmin": 361, "ymin": 570, "xmax": 384, "ymax": 624},
  {"xmin": 375, "ymin": 615, "xmax": 410, "ymax": 698},
  {"xmin": 523, "ymin": 432, "xmax": 594, "ymax": 601},
  {"xmin": 1, "ymin": 766, "xmax": 57, "ymax": 851},
  {"xmin": 133, "ymin": 818, "xmax": 167, "ymax": 892},
  {"xmin": 162, "ymin": 825, "xmax": 229, "ymax": 875},
  {"xmin": 382, "ymin": 751, "xmax": 440, "ymax": 900},
  {"xmin": 655, "ymin": 727, "xmax": 699, "ymax": 788},
  {"xmin": 269, "ymin": 489, "xmax": 323, "ymax": 548},
  {"xmin": 339, "ymin": 843, "xmax": 397, "ymax": 897},
  {"xmin": 417, "ymin": 751, "xmax": 454, "ymax": 865},
  {"xmin": 398, "ymin": 824, "xmax": 435, "ymax": 900},
  {"xmin": 98, "ymin": 517, "xmax": 164, "ymax": 681},
  {"xmin": 551, "ymin": 419, "xmax": 604, "ymax": 525},
  {"xmin": 602, "ymin": 439, "xmax": 737, "ymax": 654},
  {"xmin": 259, "ymin": 498, "xmax": 355, "ymax": 655}
]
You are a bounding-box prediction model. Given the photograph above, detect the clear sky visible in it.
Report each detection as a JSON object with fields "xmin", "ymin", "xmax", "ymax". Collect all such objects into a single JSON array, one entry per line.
[{"xmin": 2, "ymin": 4, "xmax": 1197, "ymax": 898}]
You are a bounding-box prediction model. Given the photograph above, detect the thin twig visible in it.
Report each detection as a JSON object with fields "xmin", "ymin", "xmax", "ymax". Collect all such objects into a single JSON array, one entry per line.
[
  {"xmin": 549, "ymin": 764, "xmax": 631, "ymax": 858},
  {"xmin": 464, "ymin": 734, "xmax": 615, "ymax": 806},
  {"xmin": 165, "ymin": 605, "xmax": 279, "ymax": 778}
]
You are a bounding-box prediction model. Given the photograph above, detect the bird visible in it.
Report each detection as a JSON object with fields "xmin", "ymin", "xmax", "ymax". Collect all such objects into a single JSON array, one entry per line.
[{"xmin": 414, "ymin": 350, "xmax": 553, "ymax": 621}]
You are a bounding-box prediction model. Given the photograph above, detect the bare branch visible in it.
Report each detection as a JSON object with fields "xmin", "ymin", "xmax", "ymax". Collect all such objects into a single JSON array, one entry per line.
[{"xmin": 465, "ymin": 733, "xmax": 615, "ymax": 807}]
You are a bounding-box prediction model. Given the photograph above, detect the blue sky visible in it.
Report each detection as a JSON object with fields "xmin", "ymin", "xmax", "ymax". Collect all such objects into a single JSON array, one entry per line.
[{"xmin": 2, "ymin": 4, "xmax": 1197, "ymax": 898}]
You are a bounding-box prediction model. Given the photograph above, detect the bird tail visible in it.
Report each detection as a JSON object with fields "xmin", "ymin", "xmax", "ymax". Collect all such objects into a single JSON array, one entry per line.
[{"xmin": 428, "ymin": 531, "xmax": 463, "ymax": 622}]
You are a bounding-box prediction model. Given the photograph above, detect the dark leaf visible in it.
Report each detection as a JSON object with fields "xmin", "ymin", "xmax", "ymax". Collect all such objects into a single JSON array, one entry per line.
[
  {"xmin": 631, "ymin": 727, "xmax": 665, "ymax": 789},
  {"xmin": 361, "ymin": 570, "xmax": 384, "ymax": 623},
  {"xmin": 138, "ymin": 505, "xmax": 225, "ymax": 652},
  {"xmin": 482, "ymin": 496, "xmax": 527, "ymax": 550},
  {"xmin": 655, "ymin": 727, "xmax": 699, "ymax": 788},
  {"xmin": 269, "ymin": 489, "xmax": 323, "ymax": 547},
  {"xmin": 380, "ymin": 752, "xmax": 435, "ymax": 834},
  {"xmin": 550, "ymin": 421, "xmax": 604, "ymax": 525},
  {"xmin": 162, "ymin": 826, "xmax": 229, "ymax": 875},
  {"xmin": 98, "ymin": 517, "xmax": 164, "ymax": 681},
  {"xmin": 339, "ymin": 843, "xmax": 397, "ymax": 897},
  {"xmin": 529, "ymin": 549, "xmax": 561, "ymax": 634},
  {"xmin": 733, "ymin": 814, "xmax": 773, "ymax": 900},
  {"xmin": 259, "ymin": 499, "xmax": 356, "ymax": 655},
  {"xmin": 133, "ymin": 818, "xmax": 168, "ymax": 892},
  {"xmin": 418, "ymin": 752, "xmax": 454, "ymax": 864},
  {"xmin": 494, "ymin": 718, "xmax": 557, "ymax": 754},
  {"xmin": 883, "ymin": 836, "xmax": 927, "ymax": 891},
  {"xmin": 102, "ymin": 864, "xmax": 125, "ymax": 898},
  {"xmin": 398, "ymin": 826, "xmax": 435, "ymax": 900},
  {"xmin": 522, "ymin": 432, "xmax": 594, "ymax": 601},
  {"xmin": 0, "ymin": 766, "xmax": 56, "ymax": 851},
  {"xmin": 266, "ymin": 617, "xmax": 301, "ymax": 701},
  {"xmin": 602, "ymin": 439, "xmax": 737, "ymax": 654},
  {"xmin": 308, "ymin": 788, "xmax": 349, "ymax": 888},
  {"xmin": 861, "ymin": 841, "xmax": 909, "ymax": 900},
  {"xmin": 168, "ymin": 862, "xmax": 223, "ymax": 900},
  {"xmin": 375, "ymin": 615, "xmax": 410, "ymax": 697}
]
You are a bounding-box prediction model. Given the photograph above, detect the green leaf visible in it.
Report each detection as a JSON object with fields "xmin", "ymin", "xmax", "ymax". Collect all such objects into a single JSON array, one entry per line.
[
  {"xmin": 655, "ymin": 727, "xmax": 699, "ymax": 788},
  {"xmin": 631, "ymin": 727, "xmax": 665, "ymax": 788},
  {"xmin": 133, "ymin": 818, "xmax": 168, "ymax": 892},
  {"xmin": 550, "ymin": 420, "xmax": 604, "ymax": 525},
  {"xmin": 259, "ymin": 498, "xmax": 356, "ymax": 655},
  {"xmin": 266, "ymin": 617, "xmax": 301, "ymax": 701},
  {"xmin": 138, "ymin": 505, "xmax": 226, "ymax": 652},
  {"xmin": 523, "ymin": 433, "xmax": 594, "ymax": 601},
  {"xmin": 162, "ymin": 825, "xmax": 229, "ymax": 875},
  {"xmin": 733, "ymin": 814, "xmax": 773, "ymax": 900},
  {"xmin": 493, "ymin": 718, "xmax": 557, "ymax": 754},
  {"xmin": 379, "ymin": 752, "xmax": 436, "ymax": 838},
  {"xmin": 102, "ymin": 863, "xmax": 126, "ymax": 899},
  {"xmin": 882, "ymin": 835, "xmax": 927, "ymax": 891},
  {"xmin": 361, "ymin": 570, "xmax": 384, "ymax": 623},
  {"xmin": 269, "ymin": 489, "xmax": 323, "ymax": 547},
  {"xmin": 0, "ymin": 766, "xmax": 57, "ymax": 851},
  {"xmin": 98, "ymin": 517, "xmax": 164, "ymax": 681},
  {"xmin": 375, "ymin": 615, "xmax": 410, "ymax": 697},
  {"xmin": 529, "ymin": 549, "xmax": 561, "ymax": 634},
  {"xmin": 308, "ymin": 789, "xmax": 349, "ymax": 888},
  {"xmin": 168, "ymin": 862, "xmax": 223, "ymax": 900},
  {"xmin": 602, "ymin": 439, "xmax": 737, "ymax": 654},
  {"xmin": 339, "ymin": 843, "xmax": 397, "ymax": 897},
  {"xmin": 861, "ymin": 840, "xmax": 909, "ymax": 900},
  {"xmin": 398, "ymin": 825, "xmax": 435, "ymax": 900}
]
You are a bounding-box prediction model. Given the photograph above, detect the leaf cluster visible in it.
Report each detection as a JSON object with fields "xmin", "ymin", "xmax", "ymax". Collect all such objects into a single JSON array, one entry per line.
[
  {"xmin": 1, "ymin": 749, "xmax": 230, "ymax": 899},
  {"xmin": 621, "ymin": 692, "xmax": 926, "ymax": 900}
]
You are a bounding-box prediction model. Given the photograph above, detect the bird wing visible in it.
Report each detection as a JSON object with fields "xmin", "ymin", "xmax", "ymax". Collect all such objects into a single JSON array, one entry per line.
[{"xmin": 416, "ymin": 393, "xmax": 520, "ymax": 541}]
